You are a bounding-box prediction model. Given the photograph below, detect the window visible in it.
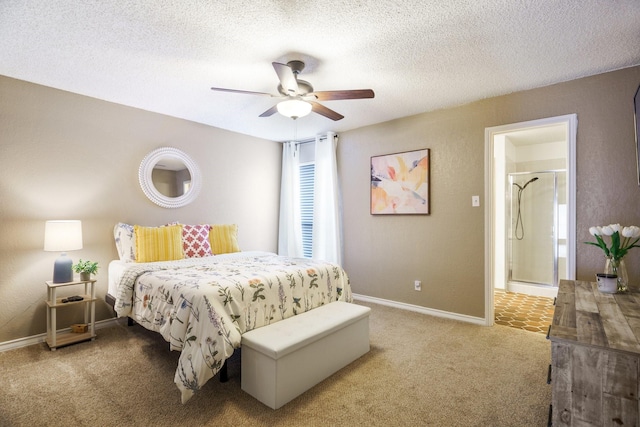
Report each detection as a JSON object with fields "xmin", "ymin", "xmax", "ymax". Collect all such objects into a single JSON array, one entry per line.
[{"xmin": 299, "ymin": 162, "xmax": 315, "ymax": 258}]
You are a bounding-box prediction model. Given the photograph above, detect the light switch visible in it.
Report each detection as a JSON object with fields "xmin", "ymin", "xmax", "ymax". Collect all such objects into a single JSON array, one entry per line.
[{"xmin": 472, "ymin": 195, "xmax": 480, "ymax": 207}]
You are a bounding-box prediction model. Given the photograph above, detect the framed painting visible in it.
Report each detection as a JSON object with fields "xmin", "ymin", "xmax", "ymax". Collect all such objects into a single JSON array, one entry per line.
[{"xmin": 371, "ymin": 148, "xmax": 430, "ymax": 215}]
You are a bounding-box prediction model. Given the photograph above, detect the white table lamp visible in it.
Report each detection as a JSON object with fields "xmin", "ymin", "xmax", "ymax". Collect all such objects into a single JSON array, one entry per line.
[{"xmin": 44, "ymin": 220, "xmax": 83, "ymax": 283}]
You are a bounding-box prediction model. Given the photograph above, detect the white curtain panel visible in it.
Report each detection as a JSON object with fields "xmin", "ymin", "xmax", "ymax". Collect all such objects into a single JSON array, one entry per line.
[
  {"xmin": 278, "ymin": 141, "xmax": 304, "ymax": 257},
  {"xmin": 312, "ymin": 132, "xmax": 343, "ymax": 265}
]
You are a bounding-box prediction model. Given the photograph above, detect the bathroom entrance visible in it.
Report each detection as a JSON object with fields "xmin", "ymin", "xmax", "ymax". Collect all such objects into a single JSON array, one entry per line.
[{"xmin": 484, "ymin": 115, "xmax": 577, "ymax": 325}]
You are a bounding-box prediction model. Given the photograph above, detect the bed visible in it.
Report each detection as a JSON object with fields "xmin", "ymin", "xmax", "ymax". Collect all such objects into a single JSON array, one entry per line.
[{"xmin": 107, "ymin": 250, "xmax": 352, "ymax": 403}]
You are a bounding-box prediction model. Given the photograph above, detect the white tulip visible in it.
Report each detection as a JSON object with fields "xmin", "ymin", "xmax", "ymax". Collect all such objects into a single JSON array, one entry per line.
[
  {"xmin": 602, "ymin": 225, "xmax": 614, "ymax": 236},
  {"xmin": 589, "ymin": 226, "xmax": 600, "ymax": 236},
  {"xmin": 633, "ymin": 226, "xmax": 640, "ymax": 238},
  {"xmin": 609, "ymin": 223, "xmax": 622, "ymax": 233},
  {"xmin": 622, "ymin": 226, "xmax": 635, "ymax": 238}
]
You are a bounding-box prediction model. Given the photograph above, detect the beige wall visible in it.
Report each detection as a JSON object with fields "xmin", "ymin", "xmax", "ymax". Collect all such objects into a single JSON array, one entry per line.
[
  {"xmin": 2, "ymin": 65, "xmax": 640, "ymax": 344},
  {"xmin": 0, "ymin": 76, "xmax": 282, "ymax": 343},
  {"xmin": 339, "ymin": 66, "xmax": 640, "ymax": 318}
]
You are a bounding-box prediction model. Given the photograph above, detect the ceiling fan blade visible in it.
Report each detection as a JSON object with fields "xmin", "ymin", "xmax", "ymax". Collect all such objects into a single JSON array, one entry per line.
[
  {"xmin": 310, "ymin": 101, "xmax": 344, "ymax": 121},
  {"xmin": 211, "ymin": 87, "xmax": 275, "ymax": 97},
  {"xmin": 259, "ymin": 105, "xmax": 279, "ymax": 117},
  {"xmin": 272, "ymin": 62, "xmax": 299, "ymax": 95},
  {"xmin": 310, "ymin": 89, "xmax": 375, "ymax": 101}
]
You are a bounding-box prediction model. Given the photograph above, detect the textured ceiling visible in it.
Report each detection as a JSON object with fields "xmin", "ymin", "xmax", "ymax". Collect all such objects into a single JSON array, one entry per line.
[{"xmin": 1, "ymin": 1, "xmax": 639, "ymax": 142}]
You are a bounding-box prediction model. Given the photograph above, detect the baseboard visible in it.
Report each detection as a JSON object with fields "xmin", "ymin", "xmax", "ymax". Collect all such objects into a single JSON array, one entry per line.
[
  {"xmin": 0, "ymin": 317, "xmax": 125, "ymax": 353},
  {"xmin": 506, "ymin": 282, "xmax": 559, "ymax": 298},
  {"xmin": 352, "ymin": 293, "xmax": 486, "ymax": 326}
]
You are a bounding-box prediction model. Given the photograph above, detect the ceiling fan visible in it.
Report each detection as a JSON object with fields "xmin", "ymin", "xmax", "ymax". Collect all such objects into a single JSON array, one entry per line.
[{"xmin": 211, "ymin": 60, "xmax": 374, "ymax": 121}]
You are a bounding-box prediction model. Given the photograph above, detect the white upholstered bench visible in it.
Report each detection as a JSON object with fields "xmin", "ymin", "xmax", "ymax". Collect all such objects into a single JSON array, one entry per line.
[{"xmin": 241, "ymin": 301, "xmax": 371, "ymax": 409}]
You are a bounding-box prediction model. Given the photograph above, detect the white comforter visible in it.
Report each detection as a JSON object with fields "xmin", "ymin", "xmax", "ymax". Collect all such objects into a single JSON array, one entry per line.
[{"xmin": 113, "ymin": 252, "xmax": 352, "ymax": 403}]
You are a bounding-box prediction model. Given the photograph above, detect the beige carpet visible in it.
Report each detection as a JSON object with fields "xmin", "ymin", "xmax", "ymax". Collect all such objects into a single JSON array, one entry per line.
[{"xmin": 0, "ymin": 301, "xmax": 551, "ymax": 426}]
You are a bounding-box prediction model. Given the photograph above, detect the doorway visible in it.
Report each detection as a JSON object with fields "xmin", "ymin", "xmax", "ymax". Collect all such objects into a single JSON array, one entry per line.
[{"xmin": 483, "ymin": 115, "xmax": 577, "ymax": 326}]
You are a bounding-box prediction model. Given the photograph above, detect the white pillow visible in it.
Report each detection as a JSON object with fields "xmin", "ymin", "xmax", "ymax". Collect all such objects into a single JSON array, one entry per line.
[{"xmin": 114, "ymin": 222, "xmax": 136, "ymax": 262}]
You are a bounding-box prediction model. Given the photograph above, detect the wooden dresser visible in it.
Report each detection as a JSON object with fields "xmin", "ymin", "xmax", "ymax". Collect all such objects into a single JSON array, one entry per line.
[{"xmin": 548, "ymin": 279, "xmax": 640, "ymax": 426}]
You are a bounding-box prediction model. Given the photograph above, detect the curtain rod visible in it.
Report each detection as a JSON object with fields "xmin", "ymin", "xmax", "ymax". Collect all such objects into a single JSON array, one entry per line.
[{"xmin": 281, "ymin": 133, "xmax": 338, "ymax": 145}]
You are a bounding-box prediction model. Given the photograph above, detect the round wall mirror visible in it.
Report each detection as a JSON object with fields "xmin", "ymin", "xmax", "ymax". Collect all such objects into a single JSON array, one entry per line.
[{"xmin": 139, "ymin": 147, "xmax": 201, "ymax": 208}]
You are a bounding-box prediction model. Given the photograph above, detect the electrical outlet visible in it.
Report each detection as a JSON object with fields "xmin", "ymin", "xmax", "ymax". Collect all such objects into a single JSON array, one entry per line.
[
  {"xmin": 472, "ymin": 195, "xmax": 480, "ymax": 207},
  {"xmin": 414, "ymin": 280, "xmax": 421, "ymax": 291}
]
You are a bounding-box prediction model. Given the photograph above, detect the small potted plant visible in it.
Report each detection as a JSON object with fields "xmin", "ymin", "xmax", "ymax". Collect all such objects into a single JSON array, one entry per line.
[{"xmin": 72, "ymin": 259, "xmax": 99, "ymax": 281}]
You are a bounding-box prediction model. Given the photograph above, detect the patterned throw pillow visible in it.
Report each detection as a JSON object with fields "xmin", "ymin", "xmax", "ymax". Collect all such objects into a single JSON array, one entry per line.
[
  {"xmin": 134, "ymin": 224, "xmax": 184, "ymax": 263},
  {"xmin": 209, "ymin": 224, "xmax": 241, "ymax": 255},
  {"xmin": 182, "ymin": 224, "xmax": 212, "ymax": 258},
  {"xmin": 113, "ymin": 223, "xmax": 136, "ymax": 262}
]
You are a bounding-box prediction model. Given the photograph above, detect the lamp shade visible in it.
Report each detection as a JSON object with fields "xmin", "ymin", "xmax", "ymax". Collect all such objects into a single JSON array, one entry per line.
[
  {"xmin": 277, "ymin": 99, "xmax": 312, "ymax": 119},
  {"xmin": 44, "ymin": 220, "xmax": 83, "ymax": 283},
  {"xmin": 44, "ymin": 220, "xmax": 83, "ymax": 251}
]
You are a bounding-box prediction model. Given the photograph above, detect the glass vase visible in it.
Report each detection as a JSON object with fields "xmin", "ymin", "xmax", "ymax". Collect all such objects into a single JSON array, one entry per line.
[{"xmin": 604, "ymin": 257, "xmax": 628, "ymax": 292}]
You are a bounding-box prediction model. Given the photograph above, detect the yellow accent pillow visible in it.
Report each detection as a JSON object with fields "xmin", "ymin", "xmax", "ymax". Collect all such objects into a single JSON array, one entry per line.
[
  {"xmin": 209, "ymin": 224, "xmax": 240, "ymax": 255},
  {"xmin": 134, "ymin": 225, "xmax": 184, "ymax": 263}
]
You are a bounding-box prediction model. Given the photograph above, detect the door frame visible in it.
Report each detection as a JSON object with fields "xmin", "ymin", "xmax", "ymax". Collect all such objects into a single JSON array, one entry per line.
[{"xmin": 483, "ymin": 114, "xmax": 577, "ymax": 326}]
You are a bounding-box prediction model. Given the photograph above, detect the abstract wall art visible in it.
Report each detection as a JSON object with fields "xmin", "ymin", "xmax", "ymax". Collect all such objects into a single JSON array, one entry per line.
[{"xmin": 371, "ymin": 148, "xmax": 430, "ymax": 215}]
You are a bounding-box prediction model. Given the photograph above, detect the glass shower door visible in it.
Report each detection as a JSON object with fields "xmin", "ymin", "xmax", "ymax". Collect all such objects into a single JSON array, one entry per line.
[{"xmin": 508, "ymin": 171, "xmax": 557, "ymax": 287}]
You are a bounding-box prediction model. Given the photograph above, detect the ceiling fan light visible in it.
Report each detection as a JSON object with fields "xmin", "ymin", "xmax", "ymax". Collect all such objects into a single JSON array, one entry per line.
[{"xmin": 277, "ymin": 99, "xmax": 312, "ymax": 119}]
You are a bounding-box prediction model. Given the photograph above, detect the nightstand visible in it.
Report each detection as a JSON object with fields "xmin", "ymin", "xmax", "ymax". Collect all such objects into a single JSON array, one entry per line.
[{"xmin": 45, "ymin": 279, "xmax": 96, "ymax": 350}]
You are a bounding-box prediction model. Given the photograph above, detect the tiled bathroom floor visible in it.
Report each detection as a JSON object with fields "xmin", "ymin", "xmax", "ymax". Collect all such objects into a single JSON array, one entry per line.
[{"xmin": 494, "ymin": 291, "xmax": 555, "ymax": 335}]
